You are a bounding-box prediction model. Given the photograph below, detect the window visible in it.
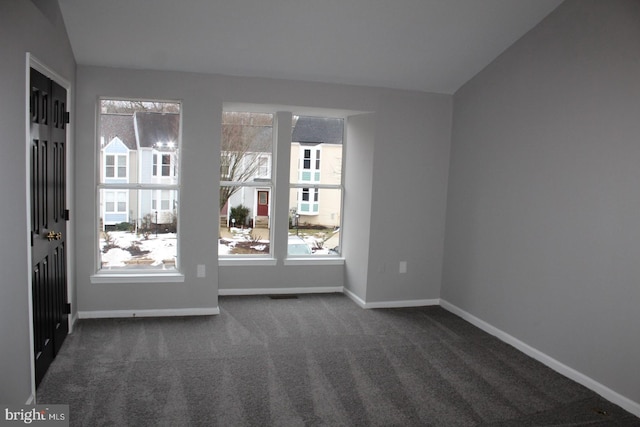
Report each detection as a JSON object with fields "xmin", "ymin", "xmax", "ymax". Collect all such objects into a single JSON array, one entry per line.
[
  {"xmin": 160, "ymin": 190, "xmax": 171, "ymax": 210},
  {"xmin": 218, "ymin": 110, "xmax": 343, "ymax": 259},
  {"xmin": 303, "ymin": 149, "xmax": 311, "ymax": 169},
  {"xmin": 290, "ymin": 116, "xmax": 343, "ymax": 255},
  {"xmin": 219, "ymin": 111, "xmax": 273, "ymax": 256},
  {"xmin": 105, "ymin": 154, "xmax": 127, "ymax": 178},
  {"xmin": 258, "ymin": 156, "xmax": 269, "ymax": 177},
  {"xmin": 98, "ymin": 99, "xmax": 181, "ymax": 271},
  {"xmin": 104, "ymin": 191, "xmax": 128, "ymax": 213},
  {"xmin": 153, "ymin": 153, "xmax": 172, "ymax": 177}
]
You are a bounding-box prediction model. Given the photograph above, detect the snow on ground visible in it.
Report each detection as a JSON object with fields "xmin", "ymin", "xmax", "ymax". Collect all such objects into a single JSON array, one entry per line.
[
  {"xmin": 218, "ymin": 227, "xmax": 336, "ymax": 255},
  {"xmin": 100, "ymin": 231, "xmax": 177, "ymax": 268},
  {"xmin": 101, "ymin": 227, "xmax": 337, "ymax": 267}
]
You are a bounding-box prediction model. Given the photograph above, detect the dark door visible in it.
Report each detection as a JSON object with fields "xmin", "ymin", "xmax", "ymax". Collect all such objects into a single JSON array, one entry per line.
[{"xmin": 30, "ymin": 68, "xmax": 69, "ymax": 387}]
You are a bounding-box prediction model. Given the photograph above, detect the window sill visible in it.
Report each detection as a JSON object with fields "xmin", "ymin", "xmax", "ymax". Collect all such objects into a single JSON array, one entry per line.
[
  {"xmin": 284, "ymin": 257, "xmax": 345, "ymax": 266},
  {"xmin": 218, "ymin": 257, "xmax": 345, "ymax": 266},
  {"xmin": 219, "ymin": 257, "xmax": 278, "ymax": 267},
  {"xmin": 90, "ymin": 272, "xmax": 185, "ymax": 284}
]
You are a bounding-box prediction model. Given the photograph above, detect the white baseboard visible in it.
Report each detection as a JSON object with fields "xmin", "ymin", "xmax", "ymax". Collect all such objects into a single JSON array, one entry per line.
[
  {"xmin": 439, "ymin": 299, "xmax": 640, "ymax": 418},
  {"xmin": 343, "ymin": 288, "xmax": 366, "ymax": 307},
  {"xmin": 343, "ymin": 288, "xmax": 440, "ymax": 309},
  {"xmin": 219, "ymin": 286, "xmax": 343, "ymax": 296},
  {"xmin": 77, "ymin": 307, "xmax": 220, "ymax": 319},
  {"xmin": 69, "ymin": 312, "xmax": 78, "ymax": 333},
  {"xmin": 364, "ymin": 298, "xmax": 440, "ymax": 309}
]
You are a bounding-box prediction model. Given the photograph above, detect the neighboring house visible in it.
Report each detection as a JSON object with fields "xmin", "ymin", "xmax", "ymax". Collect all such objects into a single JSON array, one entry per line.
[
  {"xmin": 221, "ymin": 122, "xmax": 273, "ymax": 228},
  {"xmin": 99, "ymin": 112, "xmax": 179, "ymax": 229},
  {"xmin": 100, "ymin": 113, "xmax": 137, "ymax": 228},
  {"xmin": 222, "ymin": 116, "xmax": 342, "ymax": 229},
  {"xmin": 289, "ymin": 116, "xmax": 342, "ymax": 228}
]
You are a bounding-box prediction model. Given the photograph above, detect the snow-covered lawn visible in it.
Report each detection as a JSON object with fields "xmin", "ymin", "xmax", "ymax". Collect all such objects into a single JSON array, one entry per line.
[
  {"xmin": 100, "ymin": 227, "xmax": 340, "ymax": 269},
  {"xmin": 218, "ymin": 227, "xmax": 339, "ymax": 255},
  {"xmin": 100, "ymin": 231, "xmax": 177, "ymax": 269}
]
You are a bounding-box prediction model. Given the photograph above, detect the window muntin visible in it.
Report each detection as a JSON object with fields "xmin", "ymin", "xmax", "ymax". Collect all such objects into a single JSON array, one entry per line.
[
  {"xmin": 98, "ymin": 99, "xmax": 181, "ymax": 272},
  {"xmin": 219, "ymin": 112, "xmax": 273, "ymax": 256}
]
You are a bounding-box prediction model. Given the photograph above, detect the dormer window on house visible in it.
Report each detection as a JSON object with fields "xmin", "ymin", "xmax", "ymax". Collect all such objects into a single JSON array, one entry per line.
[{"xmin": 105, "ymin": 154, "xmax": 127, "ymax": 178}]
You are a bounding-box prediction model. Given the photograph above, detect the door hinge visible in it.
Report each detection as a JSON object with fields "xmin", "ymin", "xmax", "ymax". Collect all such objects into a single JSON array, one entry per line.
[
  {"xmin": 64, "ymin": 303, "xmax": 71, "ymax": 314},
  {"xmin": 64, "ymin": 209, "xmax": 70, "ymax": 221},
  {"xmin": 64, "ymin": 112, "xmax": 70, "ymax": 124}
]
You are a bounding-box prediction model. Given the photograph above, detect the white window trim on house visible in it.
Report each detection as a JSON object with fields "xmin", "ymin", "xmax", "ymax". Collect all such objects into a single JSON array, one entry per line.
[
  {"xmin": 104, "ymin": 190, "xmax": 128, "ymax": 214},
  {"xmin": 297, "ymin": 146, "xmax": 321, "ymax": 215},
  {"xmin": 152, "ymin": 152, "xmax": 175, "ymax": 178},
  {"xmin": 104, "ymin": 153, "xmax": 128, "ymax": 179},
  {"xmin": 257, "ymin": 155, "xmax": 270, "ymax": 178}
]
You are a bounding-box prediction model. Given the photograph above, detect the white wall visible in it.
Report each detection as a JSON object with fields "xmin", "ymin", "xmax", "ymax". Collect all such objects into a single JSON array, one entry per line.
[
  {"xmin": 342, "ymin": 114, "xmax": 376, "ymax": 300},
  {"xmin": 443, "ymin": 0, "xmax": 640, "ymax": 410},
  {"xmin": 75, "ymin": 66, "xmax": 452, "ymax": 311},
  {"xmin": 0, "ymin": 0, "xmax": 76, "ymax": 404}
]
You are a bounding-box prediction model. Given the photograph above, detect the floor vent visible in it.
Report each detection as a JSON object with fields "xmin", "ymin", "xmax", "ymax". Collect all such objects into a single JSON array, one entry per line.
[{"xmin": 268, "ymin": 294, "xmax": 299, "ymax": 300}]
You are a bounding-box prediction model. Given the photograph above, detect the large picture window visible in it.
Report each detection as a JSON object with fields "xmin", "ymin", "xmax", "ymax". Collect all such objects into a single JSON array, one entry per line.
[
  {"xmin": 97, "ymin": 99, "xmax": 181, "ymax": 271},
  {"xmin": 105, "ymin": 154, "xmax": 127, "ymax": 178},
  {"xmin": 218, "ymin": 110, "xmax": 344, "ymax": 259}
]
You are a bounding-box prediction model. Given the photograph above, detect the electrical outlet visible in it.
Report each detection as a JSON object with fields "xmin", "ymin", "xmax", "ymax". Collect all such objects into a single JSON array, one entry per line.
[
  {"xmin": 197, "ymin": 264, "xmax": 206, "ymax": 278},
  {"xmin": 399, "ymin": 261, "xmax": 407, "ymax": 274}
]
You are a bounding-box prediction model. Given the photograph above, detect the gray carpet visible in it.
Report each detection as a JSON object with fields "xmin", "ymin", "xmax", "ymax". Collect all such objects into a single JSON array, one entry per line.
[{"xmin": 37, "ymin": 293, "xmax": 640, "ymax": 426}]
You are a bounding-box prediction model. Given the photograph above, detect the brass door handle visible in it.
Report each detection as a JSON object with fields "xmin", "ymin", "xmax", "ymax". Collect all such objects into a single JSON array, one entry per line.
[{"xmin": 45, "ymin": 231, "xmax": 63, "ymax": 241}]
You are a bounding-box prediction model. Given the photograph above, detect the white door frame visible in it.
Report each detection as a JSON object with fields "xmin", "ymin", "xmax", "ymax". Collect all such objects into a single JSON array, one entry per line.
[{"xmin": 25, "ymin": 53, "xmax": 74, "ymax": 404}]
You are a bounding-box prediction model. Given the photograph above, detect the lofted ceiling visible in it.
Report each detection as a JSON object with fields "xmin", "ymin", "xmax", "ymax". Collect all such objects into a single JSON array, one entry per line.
[{"xmin": 58, "ymin": 0, "xmax": 563, "ymax": 94}]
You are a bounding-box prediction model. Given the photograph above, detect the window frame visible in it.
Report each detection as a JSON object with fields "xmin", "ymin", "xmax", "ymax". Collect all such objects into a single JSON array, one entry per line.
[
  {"xmin": 104, "ymin": 153, "xmax": 128, "ymax": 179},
  {"xmin": 289, "ymin": 116, "xmax": 343, "ymax": 259},
  {"xmin": 94, "ymin": 98, "xmax": 183, "ymax": 277},
  {"xmin": 219, "ymin": 111, "xmax": 275, "ymax": 259},
  {"xmin": 153, "ymin": 152, "xmax": 174, "ymax": 177},
  {"xmin": 103, "ymin": 189, "xmax": 128, "ymax": 214},
  {"xmin": 219, "ymin": 107, "xmax": 346, "ymax": 264}
]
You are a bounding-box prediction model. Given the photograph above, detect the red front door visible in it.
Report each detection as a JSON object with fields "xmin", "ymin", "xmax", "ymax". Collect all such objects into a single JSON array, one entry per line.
[{"xmin": 257, "ymin": 191, "xmax": 269, "ymax": 216}]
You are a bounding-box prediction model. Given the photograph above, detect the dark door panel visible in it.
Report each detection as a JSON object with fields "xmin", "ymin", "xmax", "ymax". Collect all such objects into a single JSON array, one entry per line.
[{"xmin": 30, "ymin": 68, "xmax": 68, "ymax": 387}]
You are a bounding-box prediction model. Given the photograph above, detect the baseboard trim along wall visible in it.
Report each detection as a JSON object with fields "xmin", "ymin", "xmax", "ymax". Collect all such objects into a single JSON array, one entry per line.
[
  {"xmin": 343, "ymin": 288, "xmax": 440, "ymax": 309},
  {"xmin": 77, "ymin": 307, "xmax": 220, "ymax": 319},
  {"xmin": 439, "ymin": 299, "xmax": 640, "ymax": 418},
  {"xmin": 218, "ymin": 286, "xmax": 344, "ymax": 296}
]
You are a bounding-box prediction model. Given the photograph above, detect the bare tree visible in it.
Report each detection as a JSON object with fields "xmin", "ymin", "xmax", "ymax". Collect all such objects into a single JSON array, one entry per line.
[
  {"xmin": 220, "ymin": 112, "xmax": 273, "ymax": 211},
  {"xmin": 101, "ymin": 100, "xmax": 180, "ymax": 114}
]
